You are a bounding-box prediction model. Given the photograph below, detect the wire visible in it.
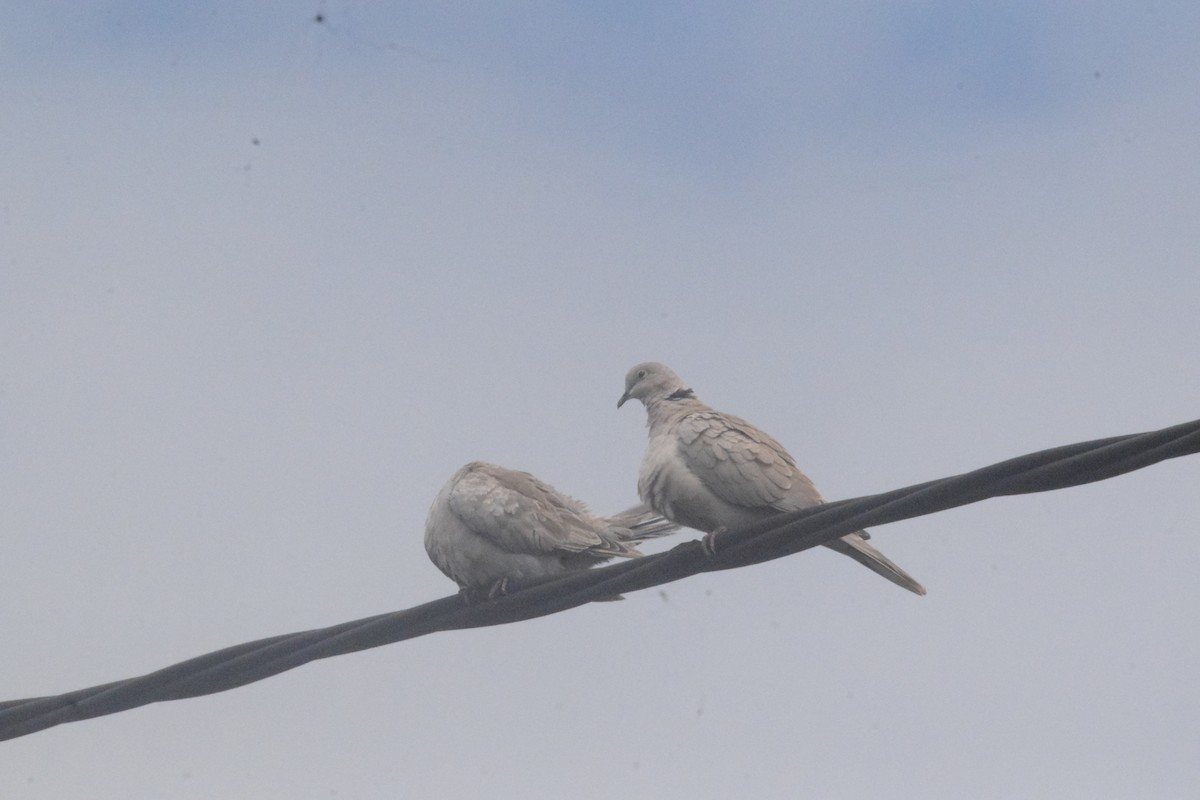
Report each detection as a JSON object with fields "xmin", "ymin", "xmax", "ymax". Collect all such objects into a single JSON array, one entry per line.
[{"xmin": 2, "ymin": 417, "xmax": 1197, "ymax": 741}]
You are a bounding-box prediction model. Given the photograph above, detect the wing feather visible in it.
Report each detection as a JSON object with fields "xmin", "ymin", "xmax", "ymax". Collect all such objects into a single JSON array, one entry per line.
[
  {"xmin": 676, "ymin": 411, "xmax": 823, "ymax": 511},
  {"xmin": 447, "ymin": 463, "xmax": 623, "ymax": 556}
]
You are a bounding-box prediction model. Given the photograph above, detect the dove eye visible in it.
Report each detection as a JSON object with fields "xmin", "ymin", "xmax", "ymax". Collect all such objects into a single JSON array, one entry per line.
[{"xmin": 636, "ymin": 369, "xmax": 647, "ymax": 379}]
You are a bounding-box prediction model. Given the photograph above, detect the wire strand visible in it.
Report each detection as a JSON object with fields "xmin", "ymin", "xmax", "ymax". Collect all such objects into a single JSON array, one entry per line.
[{"xmin": 2, "ymin": 417, "xmax": 1197, "ymax": 741}]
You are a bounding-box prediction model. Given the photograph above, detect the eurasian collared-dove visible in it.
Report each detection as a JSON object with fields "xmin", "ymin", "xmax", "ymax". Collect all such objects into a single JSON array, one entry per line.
[
  {"xmin": 424, "ymin": 461, "xmax": 678, "ymax": 598},
  {"xmin": 618, "ymin": 362, "xmax": 926, "ymax": 595}
]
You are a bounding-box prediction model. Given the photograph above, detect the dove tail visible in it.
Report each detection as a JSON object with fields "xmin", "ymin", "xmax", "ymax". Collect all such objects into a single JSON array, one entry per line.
[
  {"xmin": 824, "ymin": 533, "xmax": 927, "ymax": 596},
  {"xmin": 604, "ymin": 503, "xmax": 681, "ymax": 543}
]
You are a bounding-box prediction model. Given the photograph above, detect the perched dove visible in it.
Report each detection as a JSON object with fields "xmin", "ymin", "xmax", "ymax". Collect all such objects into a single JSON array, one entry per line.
[
  {"xmin": 425, "ymin": 461, "xmax": 679, "ymax": 597},
  {"xmin": 618, "ymin": 362, "xmax": 926, "ymax": 595}
]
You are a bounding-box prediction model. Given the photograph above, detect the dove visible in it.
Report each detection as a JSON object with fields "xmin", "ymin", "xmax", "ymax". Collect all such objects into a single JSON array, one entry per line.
[
  {"xmin": 424, "ymin": 461, "xmax": 678, "ymax": 598},
  {"xmin": 618, "ymin": 362, "xmax": 925, "ymax": 595}
]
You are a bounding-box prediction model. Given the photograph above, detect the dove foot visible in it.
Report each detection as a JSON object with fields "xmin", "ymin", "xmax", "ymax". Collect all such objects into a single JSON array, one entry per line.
[
  {"xmin": 700, "ymin": 527, "xmax": 728, "ymax": 558},
  {"xmin": 459, "ymin": 578, "xmax": 510, "ymax": 605}
]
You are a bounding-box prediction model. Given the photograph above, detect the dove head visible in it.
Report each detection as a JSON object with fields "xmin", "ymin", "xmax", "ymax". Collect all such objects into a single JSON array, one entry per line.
[{"xmin": 618, "ymin": 362, "xmax": 696, "ymax": 409}]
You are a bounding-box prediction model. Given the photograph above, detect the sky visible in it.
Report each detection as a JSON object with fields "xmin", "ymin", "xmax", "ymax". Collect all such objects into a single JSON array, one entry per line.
[{"xmin": 2, "ymin": 2, "xmax": 1199, "ymax": 797}]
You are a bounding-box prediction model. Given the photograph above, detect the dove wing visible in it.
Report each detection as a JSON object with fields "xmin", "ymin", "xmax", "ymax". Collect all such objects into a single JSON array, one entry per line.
[
  {"xmin": 447, "ymin": 463, "xmax": 632, "ymax": 557},
  {"xmin": 675, "ymin": 410, "xmax": 823, "ymax": 512}
]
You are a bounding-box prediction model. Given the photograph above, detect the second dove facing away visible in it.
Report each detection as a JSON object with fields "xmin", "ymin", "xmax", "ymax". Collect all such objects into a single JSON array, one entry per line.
[
  {"xmin": 425, "ymin": 461, "xmax": 679, "ymax": 597},
  {"xmin": 618, "ymin": 362, "xmax": 926, "ymax": 596}
]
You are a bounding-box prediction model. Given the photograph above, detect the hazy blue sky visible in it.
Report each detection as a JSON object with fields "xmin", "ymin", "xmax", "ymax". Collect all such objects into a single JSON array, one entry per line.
[{"xmin": 3, "ymin": 3, "xmax": 1199, "ymax": 798}]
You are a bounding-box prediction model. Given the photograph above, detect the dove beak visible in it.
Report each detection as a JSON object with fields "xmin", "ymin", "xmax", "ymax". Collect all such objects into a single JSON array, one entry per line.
[{"xmin": 617, "ymin": 391, "xmax": 630, "ymax": 408}]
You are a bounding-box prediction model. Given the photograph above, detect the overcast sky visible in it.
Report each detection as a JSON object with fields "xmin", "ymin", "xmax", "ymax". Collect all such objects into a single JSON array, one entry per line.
[{"xmin": 3, "ymin": 3, "xmax": 1199, "ymax": 798}]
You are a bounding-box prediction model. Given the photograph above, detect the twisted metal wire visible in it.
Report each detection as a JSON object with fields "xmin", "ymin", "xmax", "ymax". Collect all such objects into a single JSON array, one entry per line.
[{"xmin": 2, "ymin": 417, "xmax": 1197, "ymax": 742}]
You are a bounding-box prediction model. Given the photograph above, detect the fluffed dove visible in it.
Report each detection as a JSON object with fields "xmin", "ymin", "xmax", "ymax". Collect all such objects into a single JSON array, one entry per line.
[
  {"xmin": 425, "ymin": 461, "xmax": 679, "ymax": 598},
  {"xmin": 618, "ymin": 362, "xmax": 926, "ymax": 595}
]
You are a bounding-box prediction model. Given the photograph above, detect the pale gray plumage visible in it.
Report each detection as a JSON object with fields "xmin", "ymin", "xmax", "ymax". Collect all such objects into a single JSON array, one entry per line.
[
  {"xmin": 618, "ymin": 362, "xmax": 926, "ymax": 596},
  {"xmin": 424, "ymin": 461, "xmax": 678, "ymax": 594}
]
